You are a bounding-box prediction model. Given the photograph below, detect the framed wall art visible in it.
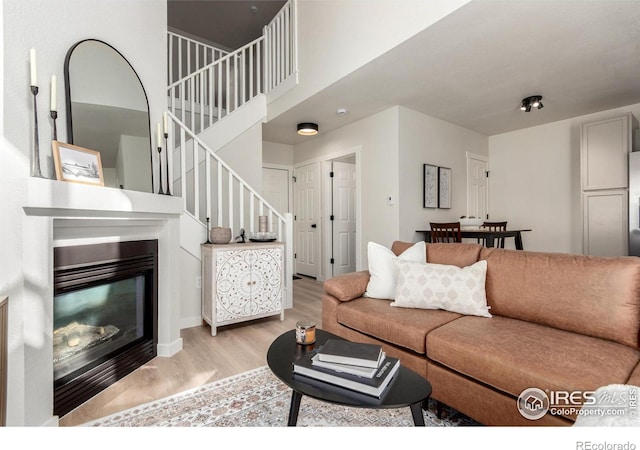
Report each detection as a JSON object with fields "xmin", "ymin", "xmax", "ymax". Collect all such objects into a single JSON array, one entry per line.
[
  {"xmin": 438, "ymin": 166, "xmax": 452, "ymax": 209},
  {"xmin": 52, "ymin": 141, "xmax": 104, "ymax": 186},
  {"xmin": 423, "ymin": 164, "xmax": 438, "ymax": 208}
]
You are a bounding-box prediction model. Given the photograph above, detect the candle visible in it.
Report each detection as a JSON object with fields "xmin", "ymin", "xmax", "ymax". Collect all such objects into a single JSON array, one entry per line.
[
  {"xmin": 163, "ymin": 111, "xmax": 168, "ymax": 134},
  {"xmin": 50, "ymin": 75, "xmax": 57, "ymax": 111},
  {"xmin": 30, "ymin": 48, "xmax": 37, "ymax": 86},
  {"xmin": 157, "ymin": 123, "xmax": 162, "ymax": 147},
  {"xmin": 296, "ymin": 320, "xmax": 316, "ymax": 345}
]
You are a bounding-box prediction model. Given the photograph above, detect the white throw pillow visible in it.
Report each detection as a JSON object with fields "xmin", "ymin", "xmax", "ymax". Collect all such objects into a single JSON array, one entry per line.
[
  {"xmin": 391, "ymin": 259, "xmax": 491, "ymax": 318},
  {"xmin": 364, "ymin": 241, "xmax": 426, "ymax": 300}
]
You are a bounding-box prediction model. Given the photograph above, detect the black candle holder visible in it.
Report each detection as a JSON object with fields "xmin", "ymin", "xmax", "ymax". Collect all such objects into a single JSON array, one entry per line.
[
  {"xmin": 50, "ymin": 110, "xmax": 58, "ymax": 141},
  {"xmin": 30, "ymin": 85, "xmax": 44, "ymax": 178},
  {"xmin": 164, "ymin": 132, "xmax": 171, "ymax": 195},
  {"xmin": 157, "ymin": 146, "xmax": 166, "ymax": 195}
]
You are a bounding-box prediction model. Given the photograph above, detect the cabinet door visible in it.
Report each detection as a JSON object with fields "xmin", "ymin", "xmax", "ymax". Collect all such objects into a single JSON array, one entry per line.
[
  {"xmin": 581, "ymin": 114, "xmax": 631, "ymax": 190},
  {"xmin": 215, "ymin": 248, "xmax": 254, "ymax": 321},
  {"xmin": 583, "ymin": 190, "xmax": 628, "ymax": 256},
  {"xmin": 251, "ymin": 247, "xmax": 283, "ymax": 315}
]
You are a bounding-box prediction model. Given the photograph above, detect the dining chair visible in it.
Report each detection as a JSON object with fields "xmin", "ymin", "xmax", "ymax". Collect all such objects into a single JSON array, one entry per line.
[
  {"xmin": 429, "ymin": 222, "xmax": 462, "ymax": 243},
  {"xmin": 480, "ymin": 221, "xmax": 508, "ymax": 248}
]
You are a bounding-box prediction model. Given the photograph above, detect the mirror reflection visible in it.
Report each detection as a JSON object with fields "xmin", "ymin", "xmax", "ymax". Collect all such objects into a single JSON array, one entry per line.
[{"xmin": 65, "ymin": 39, "xmax": 153, "ymax": 192}]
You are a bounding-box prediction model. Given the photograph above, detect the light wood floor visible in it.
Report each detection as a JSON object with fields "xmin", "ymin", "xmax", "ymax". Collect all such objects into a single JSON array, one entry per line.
[{"xmin": 59, "ymin": 276, "xmax": 324, "ymax": 426}]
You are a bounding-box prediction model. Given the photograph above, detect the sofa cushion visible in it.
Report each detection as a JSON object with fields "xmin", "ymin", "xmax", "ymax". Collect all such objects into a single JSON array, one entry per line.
[
  {"xmin": 427, "ymin": 315, "xmax": 640, "ymax": 402},
  {"xmin": 392, "ymin": 260, "xmax": 491, "ymax": 318},
  {"xmin": 324, "ymin": 270, "xmax": 371, "ymax": 302},
  {"xmin": 391, "ymin": 241, "xmax": 482, "ymax": 268},
  {"xmin": 335, "ymin": 297, "xmax": 462, "ymax": 354},
  {"xmin": 364, "ymin": 241, "xmax": 426, "ymax": 299},
  {"xmin": 480, "ymin": 247, "xmax": 640, "ymax": 349}
]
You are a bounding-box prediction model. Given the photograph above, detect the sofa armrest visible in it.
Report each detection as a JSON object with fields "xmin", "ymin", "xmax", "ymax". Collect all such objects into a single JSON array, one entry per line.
[{"xmin": 323, "ymin": 270, "xmax": 370, "ymax": 302}]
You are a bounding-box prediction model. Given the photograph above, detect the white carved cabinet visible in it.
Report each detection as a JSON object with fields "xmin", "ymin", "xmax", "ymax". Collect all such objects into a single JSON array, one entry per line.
[{"xmin": 201, "ymin": 242, "xmax": 284, "ymax": 336}]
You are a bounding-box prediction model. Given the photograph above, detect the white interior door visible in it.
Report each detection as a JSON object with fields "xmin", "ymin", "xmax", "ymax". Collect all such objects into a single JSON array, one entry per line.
[
  {"xmin": 294, "ymin": 163, "xmax": 320, "ymax": 278},
  {"xmin": 467, "ymin": 153, "xmax": 489, "ymax": 220},
  {"xmin": 331, "ymin": 161, "xmax": 356, "ymax": 277},
  {"xmin": 261, "ymin": 167, "xmax": 289, "ymax": 214}
]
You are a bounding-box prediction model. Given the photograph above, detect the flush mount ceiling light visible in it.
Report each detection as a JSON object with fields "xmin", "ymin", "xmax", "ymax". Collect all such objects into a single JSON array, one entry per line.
[
  {"xmin": 520, "ymin": 95, "xmax": 544, "ymax": 112},
  {"xmin": 297, "ymin": 122, "xmax": 318, "ymax": 136}
]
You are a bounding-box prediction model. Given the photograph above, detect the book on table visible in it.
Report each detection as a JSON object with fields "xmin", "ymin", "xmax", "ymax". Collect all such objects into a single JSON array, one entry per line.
[
  {"xmin": 293, "ymin": 351, "xmax": 400, "ymax": 398},
  {"xmin": 316, "ymin": 339, "xmax": 384, "ymax": 368},
  {"xmin": 311, "ymin": 353, "xmax": 385, "ymax": 379}
]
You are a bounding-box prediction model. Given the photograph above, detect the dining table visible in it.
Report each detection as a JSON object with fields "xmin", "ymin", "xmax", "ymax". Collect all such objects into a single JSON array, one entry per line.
[{"xmin": 416, "ymin": 228, "xmax": 532, "ymax": 250}]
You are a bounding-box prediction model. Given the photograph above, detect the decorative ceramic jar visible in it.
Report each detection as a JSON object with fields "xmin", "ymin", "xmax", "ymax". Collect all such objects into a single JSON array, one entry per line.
[{"xmin": 210, "ymin": 227, "xmax": 232, "ymax": 244}]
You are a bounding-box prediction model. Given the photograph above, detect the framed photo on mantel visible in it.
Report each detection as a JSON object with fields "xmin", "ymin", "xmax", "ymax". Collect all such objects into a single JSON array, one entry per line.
[
  {"xmin": 52, "ymin": 141, "xmax": 104, "ymax": 187},
  {"xmin": 423, "ymin": 164, "xmax": 438, "ymax": 208},
  {"xmin": 438, "ymin": 166, "xmax": 452, "ymax": 209}
]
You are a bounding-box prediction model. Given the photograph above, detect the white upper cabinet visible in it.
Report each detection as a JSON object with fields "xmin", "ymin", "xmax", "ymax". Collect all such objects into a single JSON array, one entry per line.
[{"xmin": 580, "ymin": 113, "xmax": 634, "ymax": 191}]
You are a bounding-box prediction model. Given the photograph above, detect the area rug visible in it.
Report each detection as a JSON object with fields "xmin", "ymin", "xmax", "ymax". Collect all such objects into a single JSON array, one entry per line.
[{"xmin": 82, "ymin": 366, "xmax": 479, "ymax": 427}]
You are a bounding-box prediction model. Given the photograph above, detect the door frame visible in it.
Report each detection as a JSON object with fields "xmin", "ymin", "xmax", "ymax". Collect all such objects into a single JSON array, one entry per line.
[
  {"xmin": 293, "ymin": 161, "xmax": 321, "ymax": 278},
  {"xmin": 262, "ymin": 163, "xmax": 293, "ymax": 214},
  {"xmin": 466, "ymin": 152, "xmax": 489, "ymax": 219},
  {"xmin": 295, "ymin": 147, "xmax": 362, "ymax": 282}
]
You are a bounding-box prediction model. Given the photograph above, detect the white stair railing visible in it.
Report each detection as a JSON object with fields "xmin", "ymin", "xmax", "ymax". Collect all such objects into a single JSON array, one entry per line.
[
  {"xmin": 166, "ymin": 111, "xmax": 294, "ymax": 306},
  {"xmin": 264, "ymin": 0, "xmax": 297, "ymax": 92},
  {"xmin": 167, "ymin": 0, "xmax": 297, "ymax": 137},
  {"xmin": 167, "ymin": 36, "xmax": 265, "ymax": 136},
  {"xmin": 168, "ymin": 31, "xmax": 229, "ymax": 86}
]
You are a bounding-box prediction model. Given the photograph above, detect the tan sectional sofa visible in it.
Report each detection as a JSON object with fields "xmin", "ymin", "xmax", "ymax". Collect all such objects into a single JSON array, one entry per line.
[{"xmin": 322, "ymin": 242, "xmax": 640, "ymax": 426}]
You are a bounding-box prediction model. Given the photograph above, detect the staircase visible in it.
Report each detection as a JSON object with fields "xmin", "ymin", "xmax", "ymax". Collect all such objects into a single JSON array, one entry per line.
[{"xmin": 166, "ymin": 1, "xmax": 297, "ymax": 310}]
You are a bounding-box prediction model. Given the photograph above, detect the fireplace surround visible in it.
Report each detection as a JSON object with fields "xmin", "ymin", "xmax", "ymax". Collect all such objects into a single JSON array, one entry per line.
[{"xmin": 53, "ymin": 239, "xmax": 158, "ymax": 416}]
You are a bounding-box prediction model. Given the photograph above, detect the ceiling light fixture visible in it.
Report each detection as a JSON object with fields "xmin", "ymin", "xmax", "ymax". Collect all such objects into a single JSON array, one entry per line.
[
  {"xmin": 336, "ymin": 108, "xmax": 348, "ymax": 116},
  {"xmin": 297, "ymin": 122, "xmax": 318, "ymax": 136},
  {"xmin": 520, "ymin": 95, "xmax": 543, "ymax": 112}
]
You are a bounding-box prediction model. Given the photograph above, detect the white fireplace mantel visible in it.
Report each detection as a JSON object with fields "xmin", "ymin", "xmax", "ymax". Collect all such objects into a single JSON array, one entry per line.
[
  {"xmin": 17, "ymin": 177, "xmax": 183, "ymax": 426},
  {"xmin": 23, "ymin": 176, "xmax": 183, "ymax": 217}
]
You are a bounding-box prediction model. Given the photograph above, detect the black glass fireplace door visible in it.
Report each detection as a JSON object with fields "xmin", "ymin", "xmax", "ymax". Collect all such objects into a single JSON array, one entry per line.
[
  {"xmin": 53, "ymin": 240, "xmax": 158, "ymax": 417},
  {"xmin": 53, "ymin": 275, "xmax": 147, "ymax": 382}
]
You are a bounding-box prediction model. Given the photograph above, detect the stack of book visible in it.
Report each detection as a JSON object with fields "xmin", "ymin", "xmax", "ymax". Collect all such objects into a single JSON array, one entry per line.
[{"xmin": 293, "ymin": 339, "xmax": 400, "ymax": 397}]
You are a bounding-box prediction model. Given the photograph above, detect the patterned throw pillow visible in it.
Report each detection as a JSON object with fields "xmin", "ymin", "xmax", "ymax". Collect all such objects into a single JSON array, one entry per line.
[
  {"xmin": 364, "ymin": 241, "xmax": 426, "ymax": 299},
  {"xmin": 391, "ymin": 259, "xmax": 491, "ymax": 317}
]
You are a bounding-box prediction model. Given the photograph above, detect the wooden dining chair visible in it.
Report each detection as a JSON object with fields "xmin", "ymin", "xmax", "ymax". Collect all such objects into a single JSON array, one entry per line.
[
  {"xmin": 480, "ymin": 221, "xmax": 508, "ymax": 248},
  {"xmin": 429, "ymin": 222, "xmax": 462, "ymax": 243}
]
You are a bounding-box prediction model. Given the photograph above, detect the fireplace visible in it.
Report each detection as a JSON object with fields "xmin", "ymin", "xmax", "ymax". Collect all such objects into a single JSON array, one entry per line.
[{"xmin": 53, "ymin": 240, "xmax": 158, "ymax": 417}]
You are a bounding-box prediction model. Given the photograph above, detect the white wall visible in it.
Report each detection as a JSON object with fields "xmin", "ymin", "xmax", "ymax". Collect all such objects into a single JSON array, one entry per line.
[
  {"xmin": 489, "ymin": 103, "xmax": 640, "ymax": 253},
  {"xmin": 1, "ymin": 0, "xmax": 167, "ymax": 426},
  {"xmin": 216, "ymin": 122, "xmax": 263, "ymax": 189},
  {"xmin": 294, "ymin": 107, "xmax": 400, "ymax": 270},
  {"xmin": 292, "ymin": 105, "xmax": 489, "ymax": 271},
  {"xmin": 263, "ymin": 140, "xmax": 294, "ymax": 166},
  {"xmin": 268, "ymin": 0, "xmax": 471, "ymax": 119},
  {"xmin": 398, "ymin": 107, "xmax": 488, "ymax": 243}
]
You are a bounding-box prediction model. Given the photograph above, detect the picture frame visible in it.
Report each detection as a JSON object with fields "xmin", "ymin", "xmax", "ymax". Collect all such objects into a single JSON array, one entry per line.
[
  {"xmin": 438, "ymin": 166, "xmax": 452, "ymax": 209},
  {"xmin": 52, "ymin": 141, "xmax": 104, "ymax": 186},
  {"xmin": 423, "ymin": 164, "xmax": 438, "ymax": 208}
]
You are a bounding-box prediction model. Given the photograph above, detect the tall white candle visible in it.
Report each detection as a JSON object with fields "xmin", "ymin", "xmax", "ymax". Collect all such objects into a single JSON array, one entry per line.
[
  {"xmin": 50, "ymin": 75, "xmax": 57, "ymax": 111},
  {"xmin": 163, "ymin": 111, "xmax": 168, "ymax": 134},
  {"xmin": 30, "ymin": 48, "xmax": 37, "ymax": 86},
  {"xmin": 157, "ymin": 123, "xmax": 162, "ymax": 147}
]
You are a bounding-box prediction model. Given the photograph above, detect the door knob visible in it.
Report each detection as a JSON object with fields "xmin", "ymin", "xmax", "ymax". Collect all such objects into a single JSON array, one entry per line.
[{"xmin": 311, "ymin": 224, "xmax": 317, "ymax": 228}]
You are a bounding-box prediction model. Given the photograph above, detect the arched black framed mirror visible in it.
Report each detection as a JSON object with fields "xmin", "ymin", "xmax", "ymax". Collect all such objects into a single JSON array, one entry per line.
[{"xmin": 64, "ymin": 39, "xmax": 153, "ymax": 193}]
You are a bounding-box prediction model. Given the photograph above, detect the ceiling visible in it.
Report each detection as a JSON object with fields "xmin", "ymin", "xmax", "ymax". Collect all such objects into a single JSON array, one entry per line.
[
  {"xmin": 170, "ymin": 1, "xmax": 640, "ymax": 146},
  {"xmin": 168, "ymin": 0, "xmax": 286, "ymax": 50}
]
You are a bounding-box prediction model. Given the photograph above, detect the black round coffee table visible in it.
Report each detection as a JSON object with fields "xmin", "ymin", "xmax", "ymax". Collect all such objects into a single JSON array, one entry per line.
[{"xmin": 266, "ymin": 329, "xmax": 432, "ymax": 426}]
